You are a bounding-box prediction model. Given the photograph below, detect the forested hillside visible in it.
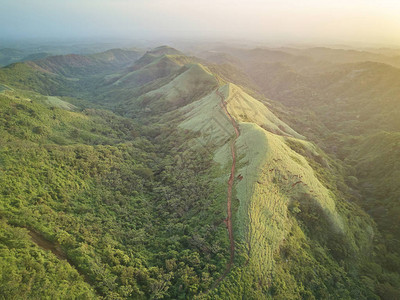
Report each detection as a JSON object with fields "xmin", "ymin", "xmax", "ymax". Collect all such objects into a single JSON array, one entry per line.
[{"xmin": 0, "ymin": 46, "xmax": 399, "ymax": 299}]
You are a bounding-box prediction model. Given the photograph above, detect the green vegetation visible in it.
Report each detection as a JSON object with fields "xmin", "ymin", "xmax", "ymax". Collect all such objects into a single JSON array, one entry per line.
[
  {"xmin": 1, "ymin": 45, "xmax": 399, "ymax": 299},
  {"xmin": 0, "ymin": 87, "xmax": 229, "ymax": 298},
  {"xmin": 217, "ymin": 45, "xmax": 400, "ymax": 298},
  {"xmin": 0, "ymin": 220, "xmax": 96, "ymax": 298}
]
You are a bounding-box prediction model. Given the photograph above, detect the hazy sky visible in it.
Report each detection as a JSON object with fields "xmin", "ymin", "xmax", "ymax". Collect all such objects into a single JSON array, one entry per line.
[{"xmin": 1, "ymin": 0, "xmax": 400, "ymax": 46}]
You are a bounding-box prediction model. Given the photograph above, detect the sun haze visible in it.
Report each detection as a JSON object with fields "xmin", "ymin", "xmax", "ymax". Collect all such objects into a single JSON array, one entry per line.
[{"xmin": 1, "ymin": 0, "xmax": 400, "ymax": 46}]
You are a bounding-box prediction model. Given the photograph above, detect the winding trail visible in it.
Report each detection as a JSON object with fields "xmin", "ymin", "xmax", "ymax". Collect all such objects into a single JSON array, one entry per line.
[
  {"xmin": 28, "ymin": 230, "xmax": 68, "ymax": 261},
  {"xmin": 27, "ymin": 229, "xmax": 96, "ymax": 291},
  {"xmin": 214, "ymin": 89, "xmax": 240, "ymax": 286}
]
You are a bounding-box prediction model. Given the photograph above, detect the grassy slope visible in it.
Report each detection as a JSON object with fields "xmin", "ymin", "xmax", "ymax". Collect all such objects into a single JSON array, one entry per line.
[
  {"xmin": 223, "ymin": 83, "xmax": 303, "ymax": 139},
  {"xmin": 140, "ymin": 64, "xmax": 218, "ymax": 111},
  {"xmin": 220, "ymin": 46, "xmax": 400, "ymax": 298},
  {"xmin": 106, "ymin": 58, "xmax": 221, "ymax": 118},
  {"xmin": 175, "ymin": 78, "xmax": 377, "ymax": 298},
  {"xmin": 111, "ymin": 55, "xmax": 182, "ymax": 88},
  {"xmin": 229, "ymin": 88, "xmax": 376, "ymax": 298}
]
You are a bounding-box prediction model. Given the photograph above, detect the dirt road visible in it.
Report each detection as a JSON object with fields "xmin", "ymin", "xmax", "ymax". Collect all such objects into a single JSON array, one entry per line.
[
  {"xmin": 28, "ymin": 229, "xmax": 95, "ymax": 290},
  {"xmin": 215, "ymin": 89, "xmax": 240, "ymax": 283}
]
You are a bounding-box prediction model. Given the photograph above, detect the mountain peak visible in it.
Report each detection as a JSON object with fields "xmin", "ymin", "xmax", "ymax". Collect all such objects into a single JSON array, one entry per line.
[{"xmin": 148, "ymin": 45, "xmax": 183, "ymax": 56}]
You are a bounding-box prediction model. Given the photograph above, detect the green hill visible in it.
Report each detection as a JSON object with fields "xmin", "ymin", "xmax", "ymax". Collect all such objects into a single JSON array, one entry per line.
[
  {"xmin": 177, "ymin": 81, "xmax": 379, "ymax": 298},
  {"xmin": 0, "ymin": 48, "xmax": 144, "ymax": 97},
  {"xmin": 214, "ymin": 46, "xmax": 400, "ymax": 298}
]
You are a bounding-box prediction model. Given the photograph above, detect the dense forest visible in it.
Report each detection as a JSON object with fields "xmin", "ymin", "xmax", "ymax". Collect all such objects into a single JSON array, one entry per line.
[{"xmin": 0, "ymin": 88, "xmax": 231, "ymax": 298}]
